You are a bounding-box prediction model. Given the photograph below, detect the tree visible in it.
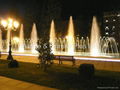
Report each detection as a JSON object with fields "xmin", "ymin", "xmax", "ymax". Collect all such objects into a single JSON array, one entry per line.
[{"xmin": 36, "ymin": 36, "xmax": 54, "ymax": 71}]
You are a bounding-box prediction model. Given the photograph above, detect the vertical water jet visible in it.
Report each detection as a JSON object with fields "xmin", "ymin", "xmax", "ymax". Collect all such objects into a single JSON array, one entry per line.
[
  {"xmin": 67, "ymin": 16, "xmax": 75, "ymax": 55},
  {"xmin": 90, "ymin": 16, "xmax": 101, "ymax": 56},
  {"xmin": 19, "ymin": 24, "xmax": 24, "ymax": 52},
  {"xmin": 31, "ymin": 23, "xmax": 38, "ymax": 53},
  {"xmin": 49, "ymin": 20, "xmax": 56, "ymax": 54}
]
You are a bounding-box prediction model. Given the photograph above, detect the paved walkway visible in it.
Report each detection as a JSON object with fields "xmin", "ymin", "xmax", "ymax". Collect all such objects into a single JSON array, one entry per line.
[{"xmin": 0, "ymin": 76, "xmax": 58, "ymax": 90}]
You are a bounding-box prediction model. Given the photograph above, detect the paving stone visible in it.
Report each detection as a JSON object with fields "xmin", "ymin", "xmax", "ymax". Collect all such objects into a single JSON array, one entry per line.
[{"xmin": 0, "ymin": 76, "xmax": 57, "ymax": 90}]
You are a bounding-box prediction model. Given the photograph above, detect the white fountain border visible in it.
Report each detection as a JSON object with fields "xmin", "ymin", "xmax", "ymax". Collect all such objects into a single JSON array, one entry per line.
[
  {"xmin": 1, "ymin": 52, "xmax": 120, "ymax": 62},
  {"xmin": 74, "ymin": 56, "xmax": 120, "ymax": 62}
]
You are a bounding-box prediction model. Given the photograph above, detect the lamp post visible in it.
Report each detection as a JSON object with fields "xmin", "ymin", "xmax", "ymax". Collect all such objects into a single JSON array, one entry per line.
[{"xmin": 1, "ymin": 18, "xmax": 19, "ymax": 60}]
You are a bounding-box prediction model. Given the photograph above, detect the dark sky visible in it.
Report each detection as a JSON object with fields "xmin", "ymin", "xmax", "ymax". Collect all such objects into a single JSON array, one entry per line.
[
  {"xmin": 62, "ymin": 0, "xmax": 120, "ymax": 16},
  {"xmin": 0, "ymin": 0, "xmax": 120, "ymax": 18},
  {"xmin": 0, "ymin": 0, "xmax": 120, "ymax": 37}
]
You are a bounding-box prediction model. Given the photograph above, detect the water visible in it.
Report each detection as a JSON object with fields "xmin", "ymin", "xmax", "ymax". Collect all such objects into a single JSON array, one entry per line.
[
  {"xmin": 66, "ymin": 16, "xmax": 75, "ymax": 55},
  {"xmin": 0, "ymin": 16, "xmax": 119, "ymax": 57},
  {"xmin": 30, "ymin": 23, "xmax": 38, "ymax": 53},
  {"xmin": 49, "ymin": 20, "xmax": 56, "ymax": 54},
  {"xmin": 90, "ymin": 16, "xmax": 101, "ymax": 56},
  {"xmin": 19, "ymin": 24, "xmax": 24, "ymax": 52}
]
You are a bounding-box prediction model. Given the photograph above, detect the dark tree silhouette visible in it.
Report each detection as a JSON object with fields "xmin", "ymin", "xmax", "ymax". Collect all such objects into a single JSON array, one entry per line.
[{"xmin": 36, "ymin": 35, "xmax": 54, "ymax": 71}]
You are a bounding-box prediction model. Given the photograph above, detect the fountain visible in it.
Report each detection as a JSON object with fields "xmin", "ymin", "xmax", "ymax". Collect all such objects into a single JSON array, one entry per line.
[
  {"xmin": 90, "ymin": 16, "xmax": 101, "ymax": 56},
  {"xmin": 66, "ymin": 16, "xmax": 75, "ymax": 55},
  {"xmin": 101, "ymin": 37, "xmax": 119, "ymax": 56},
  {"xmin": 19, "ymin": 24, "xmax": 24, "ymax": 52},
  {"xmin": 0, "ymin": 16, "xmax": 119, "ymax": 58},
  {"xmin": 49, "ymin": 20, "xmax": 56, "ymax": 54},
  {"xmin": 30, "ymin": 23, "xmax": 38, "ymax": 53}
]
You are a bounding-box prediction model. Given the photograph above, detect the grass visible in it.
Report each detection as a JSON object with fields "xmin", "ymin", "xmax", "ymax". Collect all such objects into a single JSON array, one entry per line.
[{"xmin": 0, "ymin": 59, "xmax": 120, "ymax": 90}]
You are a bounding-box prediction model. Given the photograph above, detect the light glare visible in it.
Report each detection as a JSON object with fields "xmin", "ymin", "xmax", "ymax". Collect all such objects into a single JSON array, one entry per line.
[
  {"xmin": 1, "ymin": 20, "xmax": 7, "ymax": 27},
  {"xmin": 13, "ymin": 37, "xmax": 19, "ymax": 43},
  {"xmin": 14, "ymin": 21, "xmax": 19, "ymax": 28}
]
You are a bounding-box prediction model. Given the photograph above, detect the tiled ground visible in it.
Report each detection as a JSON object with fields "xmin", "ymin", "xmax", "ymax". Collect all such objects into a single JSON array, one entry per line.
[{"xmin": 0, "ymin": 76, "xmax": 58, "ymax": 90}]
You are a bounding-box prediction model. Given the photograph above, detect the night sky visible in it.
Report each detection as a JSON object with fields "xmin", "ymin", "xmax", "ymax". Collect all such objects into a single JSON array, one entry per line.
[
  {"xmin": 0, "ymin": 0, "xmax": 120, "ymax": 38},
  {"xmin": 0, "ymin": 0, "xmax": 120, "ymax": 19}
]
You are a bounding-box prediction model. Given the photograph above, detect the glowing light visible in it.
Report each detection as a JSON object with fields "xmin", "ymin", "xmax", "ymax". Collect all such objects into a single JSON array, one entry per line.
[
  {"xmin": 8, "ymin": 18, "xmax": 13, "ymax": 28},
  {"xmin": 105, "ymin": 20, "xmax": 108, "ymax": 22},
  {"xmin": 112, "ymin": 26, "xmax": 115, "ymax": 29},
  {"xmin": 105, "ymin": 32, "xmax": 109, "ymax": 35},
  {"xmin": 113, "ymin": 19, "xmax": 116, "ymax": 21},
  {"xmin": 13, "ymin": 37, "xmax": 19, "ymax": 43},
  {"xmin": 105, "ymin": 26, "xmax": 109, "ymax": 30},
  {"xmin": 8, "ymin": 18, "xmax": 13, "ymax": 23},
  {"xmin": 13, "ymin": 21, "xmax": 19, "ymax": 28},
  {"xmin": 1, "ymin": 20, "xmax": 7, "ymax": 27},
  {"xmin": 8, "ymin": 23, "xmax": 12, "ymax": 28},
  {"xmin": 117, "ymin": 14, "xmax": 120, "ymax": 17},
  {"xmin": 1, "ymin": 18, "xmax": 19, "ymax": 30}
]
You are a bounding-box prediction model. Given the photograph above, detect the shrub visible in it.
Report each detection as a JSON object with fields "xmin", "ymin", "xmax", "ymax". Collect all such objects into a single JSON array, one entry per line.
[
  {"xmin": 78, "ymin": 64, "xmax": 95, "ymax": 78},
  {"xmin": 8, "ymin": 60, "xmax": 19, "ymax": 68},
  {"xmin": 36, "ymin": 37, "xmax": 54, "ymax": 71}
]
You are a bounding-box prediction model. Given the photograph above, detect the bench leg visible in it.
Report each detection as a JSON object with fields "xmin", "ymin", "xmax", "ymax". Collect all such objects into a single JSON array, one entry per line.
[
  {"xmin": 59, "ymin": 60, "xmax": 63, "ymax": 65},
  {"xmin": 72, "ymin": 59, "xmax": 75, "ymax": 66},
  {"xmin": 59, "ymin": 60, "xmax": 61, "ymax": 64}
]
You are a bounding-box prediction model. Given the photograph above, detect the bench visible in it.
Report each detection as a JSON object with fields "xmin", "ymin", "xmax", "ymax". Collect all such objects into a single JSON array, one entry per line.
[{"xmin": 55, "ymin": 55, "xmax": 75, "ymax": 66}]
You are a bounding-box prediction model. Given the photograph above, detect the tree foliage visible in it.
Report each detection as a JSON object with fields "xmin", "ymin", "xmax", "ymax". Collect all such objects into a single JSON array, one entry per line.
[{"xmin": 36, "ymin": 37, "xmax": 54, "ymax": 71}]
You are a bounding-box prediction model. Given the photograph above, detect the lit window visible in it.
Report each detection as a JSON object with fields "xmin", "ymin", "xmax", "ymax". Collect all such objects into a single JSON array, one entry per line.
[
  {"xmin": 117, "ymin": 14, "xmax": 120, "ymax": 17},
  {"xmin": 112, "ymin": 26, "xmax": 115, "ymax": 29},
  {"xmin": 105, "ymin": 26, "xmax": 109, "ymax": 30},
  {"xmin": 105, "ymin": 32, "xmax": 109, "ymax": 35},
  {"xmin": 105, "ymin": 20, "xmax": 108, "ymax": 22},
  {"xmin": 113, "ymin": 19, "xmax": 116, "ymax": 21}
]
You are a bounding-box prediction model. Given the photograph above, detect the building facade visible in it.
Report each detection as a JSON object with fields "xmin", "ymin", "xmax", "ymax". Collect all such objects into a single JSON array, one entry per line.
[{"xmin": 103, "ymin": 11, "xmax": 120, "ymax": 52}]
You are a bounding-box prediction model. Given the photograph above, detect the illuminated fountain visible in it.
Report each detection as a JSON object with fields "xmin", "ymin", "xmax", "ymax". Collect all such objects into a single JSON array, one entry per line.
[
  {"xmin": 0, "ymin": 16, "xmax": 119, "ymax": 58},
  {"xmin": 19, "ymin": 24, "xmax": 24, "ymax": 52},
  {"xmin": 101, "ymin": 37, "xmax": 119, "ymax": 56},
  {"xmin": 90, "ymin": 16, "xmax": 101, "ymax": 56},
  {"xmin": 49, "ymin": 20, "xmax": 56, "ymax": 54},
  {"xmin": 66, "ymin": 16, "xmax": 75, "ymax": 55},
  {"xmin": 31, "ymin": 23, "xmax": 38, "ymax": 53}
]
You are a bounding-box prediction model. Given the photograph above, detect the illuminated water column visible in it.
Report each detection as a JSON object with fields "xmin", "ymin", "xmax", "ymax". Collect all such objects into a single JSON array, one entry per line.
[
  {"xmin": 67, "ymin": 16, "xmax": 75, "ymax": 55},
  {"xmin": 6, "ymin": 28, "xmax": 10, "ymax": 52},
  {"xmin": 0, "ymin": 29, "xmax": 2, "ymax": 51},
  {"xmin": 19, "ymin": 24, "xmax": 24, "ymax": 52},
  {"xmin": 49, "ymin": 20, "xmax": 56, "ymax": 54},
  {"xmin": 31, "ymin": 23, "xmax": 38, "ymax": 53},
  {"xmin": 90, "ymin": 16, "xmax": 101, "ymax": 56}
]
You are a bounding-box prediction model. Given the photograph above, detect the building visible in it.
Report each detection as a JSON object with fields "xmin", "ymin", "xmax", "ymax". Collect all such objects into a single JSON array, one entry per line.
[{"xmin": 103, "ymin": 11, "xmax": 120, "ymax": 52}]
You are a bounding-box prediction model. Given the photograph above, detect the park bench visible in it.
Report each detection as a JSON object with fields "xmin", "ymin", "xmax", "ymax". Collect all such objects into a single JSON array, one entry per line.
[{"xmin": 55, "ymin": 55, "xmax": 75, "ymax": 66}]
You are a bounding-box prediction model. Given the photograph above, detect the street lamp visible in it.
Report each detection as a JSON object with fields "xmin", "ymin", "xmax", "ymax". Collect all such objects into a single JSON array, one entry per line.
[{"xmin": 1, "ymin": 18, "xmax": 19, "ymax": 60}]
